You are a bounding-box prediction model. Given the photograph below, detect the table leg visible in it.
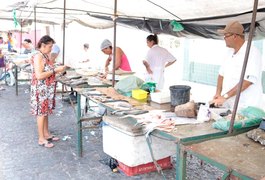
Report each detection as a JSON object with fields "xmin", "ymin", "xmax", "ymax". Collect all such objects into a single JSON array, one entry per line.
[
  {"xmin": 76, "ymin": 93, "xmax": 83, "ymax": 157},
  {"xmin": 4, "ymin": 64, "xmax": 7, "ymax": 85},
  {"xmin": 176, "ymin": 142, "xmax": 186, "ymax": 180},
  {"xmin": 15, "ymin": 65, "xmax": 18, "ymax": 96}
]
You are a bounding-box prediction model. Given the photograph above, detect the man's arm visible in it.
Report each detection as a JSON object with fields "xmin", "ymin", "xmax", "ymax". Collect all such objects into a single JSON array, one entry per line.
[
  {"xmin": 223, "ymin": 80, "xmax": 252, "ymax": 99},
  {"xmin": 214, "ymin": 75, "xmax": 224, "ymax": 99},
  {"xmin": 212, "ymin": 79, "xmax": 252, "ymax": 107}
]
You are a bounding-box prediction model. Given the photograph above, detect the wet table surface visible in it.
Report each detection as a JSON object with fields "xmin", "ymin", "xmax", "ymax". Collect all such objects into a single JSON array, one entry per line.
[
  {"xmin": 168, "ymin": 120, "xmax": 221, "ymax": 142},
  {"xmin": 78, "ymin": 87, "xmax": 223, "ymax": 143},
  {"xmin": 185, "ymin": 133, "xmax": 265, "ymax": 179}
]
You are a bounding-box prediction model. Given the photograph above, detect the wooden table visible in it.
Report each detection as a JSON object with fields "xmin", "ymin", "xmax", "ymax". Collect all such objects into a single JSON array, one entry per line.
[
  {"xmin": 159, "ymin": 120, "xmax": 257, "ymax": 180},
  {"xmin": 184, "ymin": 132, "xmax": 265, "ymax": 179}
]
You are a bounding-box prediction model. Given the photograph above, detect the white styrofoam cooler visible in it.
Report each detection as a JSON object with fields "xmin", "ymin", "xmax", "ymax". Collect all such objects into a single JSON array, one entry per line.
[
  {"xmin": 150, "ymin": 91, "xmax": 170, "ymax": 104},
  {"xmin": 103, "ymin": 124, "xmax": 176, "ymax": 167}
]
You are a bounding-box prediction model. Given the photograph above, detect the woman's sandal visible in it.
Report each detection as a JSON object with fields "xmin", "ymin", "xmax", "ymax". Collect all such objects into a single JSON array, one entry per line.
[
  {"xmin": 39, "ymin": 141, "xmax": 54, "ymax": 148},
  {"xmin": 46, "ymin": 135, "xmax": 60, "ymax": 142}
]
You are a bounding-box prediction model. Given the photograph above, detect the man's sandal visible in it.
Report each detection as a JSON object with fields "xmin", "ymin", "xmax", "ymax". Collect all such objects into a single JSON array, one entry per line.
[
  {"xmin": 46, "ymin": 135, "xmax": 60, "ymax": 142},
  {"xmin": 39, "ymin": 141, "xmax": 54, "ymax": 148}
]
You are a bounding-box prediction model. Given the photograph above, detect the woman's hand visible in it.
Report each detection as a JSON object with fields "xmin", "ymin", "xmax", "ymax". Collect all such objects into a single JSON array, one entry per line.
[
  {"xmin": 98, "ymin": 72, "xmax": 107, "ymax": 79},
  {"xmin": 103, "ymin": 71, "xmax": 108, "ymax": 79},
  {"xmin": 55, "ymin": 65, "xmax": 67, "ymax": 73}
]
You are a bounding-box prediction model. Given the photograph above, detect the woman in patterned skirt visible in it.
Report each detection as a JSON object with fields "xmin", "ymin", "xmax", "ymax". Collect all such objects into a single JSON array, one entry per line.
[{"xmin": 30, "ymin": 35, "xmax": 66, "ymax": 148}]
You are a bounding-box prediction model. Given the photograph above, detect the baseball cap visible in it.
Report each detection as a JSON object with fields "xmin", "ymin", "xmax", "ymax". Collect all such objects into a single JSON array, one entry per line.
[
  {"xmin": 100, "ymin": 39, "xmax": 112, "ymax": 50},
  {"xmin": 217, "ymin": 21, "xmax": 244, "ymax": 36}
]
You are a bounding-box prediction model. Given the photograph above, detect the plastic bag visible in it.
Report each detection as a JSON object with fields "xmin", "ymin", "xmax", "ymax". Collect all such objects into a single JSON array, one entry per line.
[
  {"xmin": 212, "ymin": 106, "xmax": 265, "ymax": 131},
  {"xmin": 140, "ymin": 82, "xmax": 156, "ymax": 93},
  {"xmin": 114, "ymin": 76, "xmax": 144, "ymax": 97},
  {"xmin": 197, "ymin": 104, "xmax": 211, "ymax": 122}
]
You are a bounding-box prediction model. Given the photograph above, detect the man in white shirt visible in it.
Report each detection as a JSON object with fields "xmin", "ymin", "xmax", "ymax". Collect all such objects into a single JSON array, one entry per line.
[{"xmin": 211, "ymin": 21, "xmax": 263, "ymax": 109}]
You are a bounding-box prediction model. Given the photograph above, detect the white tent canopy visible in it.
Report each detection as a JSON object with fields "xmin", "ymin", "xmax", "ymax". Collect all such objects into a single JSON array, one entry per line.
[{"xmin": 1, "ymin": 0, "xmax": 265, "ymax": 38}]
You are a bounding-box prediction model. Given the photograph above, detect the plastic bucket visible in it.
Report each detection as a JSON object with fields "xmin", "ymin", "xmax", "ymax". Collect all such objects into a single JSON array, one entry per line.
[{"xmin": 169, "ymin": 85, "xmax": 191, "ymax": 107}]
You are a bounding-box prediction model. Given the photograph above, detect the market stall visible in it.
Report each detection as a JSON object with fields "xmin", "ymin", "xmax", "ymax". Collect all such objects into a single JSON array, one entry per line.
[
  {"xmin": 72, "ymin": 84, "xmax": 261, "ymax": 179},
  {"xmin": 56, "ymin": 69, "xmax": 113, "ymax": 156},
  {"xmin": 1, "ymin": 1, "xmax": 265, "ymax": 180},
  {"xmin": 4, "ymin": 52, "xmax": 31, "ymax": 95}
]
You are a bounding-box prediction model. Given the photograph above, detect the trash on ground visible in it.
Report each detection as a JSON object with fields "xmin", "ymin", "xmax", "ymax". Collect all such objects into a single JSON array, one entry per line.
[
  {"xmin": 90, "ymin": 131, "xmax": 95, "ymax": 136},
  {"xmin": 62, "ymin": 135, "xmax": 71, "ymax": 141}
]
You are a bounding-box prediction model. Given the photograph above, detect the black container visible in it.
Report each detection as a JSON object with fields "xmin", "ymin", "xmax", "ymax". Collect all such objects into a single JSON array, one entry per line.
[{"xmin": 169, "ymin": 85, "xmax": 191, "ymax": 107}]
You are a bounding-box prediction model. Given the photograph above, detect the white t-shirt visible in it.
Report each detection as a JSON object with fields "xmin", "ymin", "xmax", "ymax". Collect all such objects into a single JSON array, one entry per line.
[
  {"xmin": 219, "ymin": 42, "xmax": 263, "ymax": 108},
  {"xmin": 145, "ymin": 45, "xmax": 176, "ymax": 90}
]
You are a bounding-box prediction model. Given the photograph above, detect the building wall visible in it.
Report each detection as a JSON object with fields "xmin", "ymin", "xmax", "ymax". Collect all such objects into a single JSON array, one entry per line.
[{"xmin": 182, "ymin": 39, "xmax": 265, "ymax": 92}]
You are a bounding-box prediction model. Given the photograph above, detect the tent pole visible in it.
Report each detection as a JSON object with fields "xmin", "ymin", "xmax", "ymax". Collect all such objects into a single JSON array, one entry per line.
[
  {"xmin": 34, "ymin": 6, "xmax": 37, "ymax": 48},
  {"xmin": 62, "ymin": 0, "xmax": 66, "ymax": 65},
  {"xmin": 20, "ymin": 19, "xmax": 23, "ymax": 54},
  {"xmin": 112, "ymin": 0, "xmax": 117, "ymax": 87},
  {"xmin": 228, "ymin": 0, "xmax": 259, "ymax": 134}
]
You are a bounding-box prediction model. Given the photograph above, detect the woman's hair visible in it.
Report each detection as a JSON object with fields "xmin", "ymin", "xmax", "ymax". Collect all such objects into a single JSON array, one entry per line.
[
  {"xmin": 37, "ymin": 35, "xmax": 55, "ymax": 49},
  {"xmin": 146, "ymin": 34, "xmax": 158, "ymax": 44}
]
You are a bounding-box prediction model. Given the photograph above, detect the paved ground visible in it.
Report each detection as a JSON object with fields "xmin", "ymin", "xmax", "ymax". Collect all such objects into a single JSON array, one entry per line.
[{"xmin": 0, "ymin": 83, "xmax": 224, "ymax": 180}]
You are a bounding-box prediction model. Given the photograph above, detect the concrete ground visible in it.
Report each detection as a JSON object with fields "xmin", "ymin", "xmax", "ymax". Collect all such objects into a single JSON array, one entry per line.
[{"xmin": 0, "ymin": 83, "xmax": 224, "ymax": 180}]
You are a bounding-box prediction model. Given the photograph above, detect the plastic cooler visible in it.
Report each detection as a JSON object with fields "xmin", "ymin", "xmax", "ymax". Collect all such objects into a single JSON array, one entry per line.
[{"xmin": 102, "ymin": 116, "xmax": 175, "ymax": 175}]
